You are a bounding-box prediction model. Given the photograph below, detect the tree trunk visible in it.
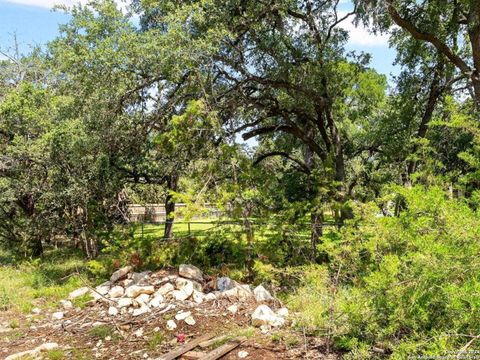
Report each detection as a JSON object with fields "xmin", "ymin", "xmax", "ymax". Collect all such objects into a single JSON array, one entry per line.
[
  {"xmin": 406, "ymin": 64, "xmax": 443, "ymax": 183},
  {"xmin": 164, "ymin": 175, "xmax": 178, "ymax": 239},
  {"xmin": 30, "ymin": 237, "xmax": 43, "ymax": 257},
  {"xmin": 310, "ymin": 210, "xmax": 323, "ymax": 257}
]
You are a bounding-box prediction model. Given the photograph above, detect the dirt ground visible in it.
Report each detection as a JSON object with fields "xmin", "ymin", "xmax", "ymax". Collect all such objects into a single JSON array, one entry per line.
[{"xmin": 0, "ymin": 269, "xmax": 341, "ymax": 360}]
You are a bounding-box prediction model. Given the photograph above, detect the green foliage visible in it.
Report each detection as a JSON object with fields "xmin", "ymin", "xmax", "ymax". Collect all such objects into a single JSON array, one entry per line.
[
  {"xmin": 45, "ymin": 349, "xmax": 66, "ymax": 360},
  {"xmin": 290, "ymin": 186, "xmax": 480, "ymax": 356},
  {"xmin": 0, "ymin": 249, "xmax": 94, "ymax": 313},
  {"xmin": 89, "ymin": 325, "xmax": 115, "ymax": 340},
  {"xmin": 148, "ymin": 331, "xmax": 165, "ymax": 351}
]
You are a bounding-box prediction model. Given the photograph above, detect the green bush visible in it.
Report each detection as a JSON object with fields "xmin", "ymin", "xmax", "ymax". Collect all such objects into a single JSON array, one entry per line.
[{"xmin": 291, "ymin": 186, "xmax": 480, "ymax": 357}]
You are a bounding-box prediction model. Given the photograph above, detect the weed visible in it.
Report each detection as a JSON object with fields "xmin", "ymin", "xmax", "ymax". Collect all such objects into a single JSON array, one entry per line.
[
  {"xmin": 72, "ymin": 293, "xmax": 92, "ymax": 309},
  {"xmin": 148, "ymin": 331, "xmax": 165, "ymax": 350},
  {"xmin": 45, "ymin": 349, "xmax": 66, "ymax": 360},
  {"xmin": 9, "ymin": 319, "xmax": 19, "ymax": 329},
  {"xmin": 285, "ymin": 334, "xmax": 300, "ymax": 347},
  {"xmin": 89, "ymin": 325, "xmax": 114, "ymax": 340}
]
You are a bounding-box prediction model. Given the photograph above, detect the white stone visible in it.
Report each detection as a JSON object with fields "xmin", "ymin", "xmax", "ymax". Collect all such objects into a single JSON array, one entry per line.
[
  {"xmin": 175, "ymin": 311, "xmax": 192, "ymax": 321},
  {"xmin": 192, "ymin": 290, "xmax": 205, "ymax": 304},
  {"xmin": 184, "ymin": 316, "xmax": 196, "ymax": 326},
  {"xmin": 32, "ymin": 308, "xmax": 41, "ymax": 314},
  {"xmin": 156, "ymin": 283, "xmax": 175, "ymax": 296},
  {"xmin": 117, "ymin": 298, "xmax": 133, "ymax": 308},
  {"xmin": 217, "ymin": 277, "xmax": 235, "ymax": 291},
  {"xmin": 110, "ymin": 266, "xmax": 132, "ymax": 283},
  {"xmin": 171, "ymin": 280, "xmax": 194, "ymax": 301},
  {"xmin": 60, "ymin": 300, "xmax": 73, "ymax": 309},
  {"xmin": 222, "ymin": 285, "xmax": 253, "ymax": 301},
  {"xmin": 132, "ymin": 271, "xmax": 151, "ymax": 285},
  {"xmin": 277, "ymin": 307, "xmax": 289, "ymax": 317},
  {"xmin": 132, "ymin": 305, "xmax": 150, "ymax": 317},
  {"xmin": 166, "ymin": 320, "xmax": 177, "ymax": 331},
  {"xmin": 238, "ymin": 350, "xmax": 249, "ymax": 358},
  {"xmin": 125, "ymin": 285, "xmax": 154, "ymax": 298},
  {"xmin": 52, "ymin": 312, "xmax": 64, "ymax": 320},
  {"xmin": 253, "ymin": 285, "xmax": 274, "ymax": 302},
  {"xmin": 95, "ymin": 282, "xmax": 111, "ymax": 295},
  {"xmin": 227, "ymin": 304, "xmax": 238, "ymax": 314},
  {"xmin": 68, "ymin": 287, "xmax": 90, "ymax": 300},
  {"xmin": 135, "ymin": 293, "xmax": 150, "ymax": 304},
  {"xmin": 175, "ymin": 277, "xmax": 202, "ymax": 292},
  {"xmin": 108, "ymin": 306, "xmax": 118, "ymax": 316},
  {"xmin": 122, "ymin": 279, "xmax": 134, "ymax": 288},
  {"xmin": 251, "ymin": 305, "xmax": 285, "ymax": 327},
  {"xmin": 204, "ymin": 293, "xmax": 217, "ymax": 301},
  {"xmin": 108, "ymin": 286, "xmax": 124, "ymax": 298},
  {"xmin": 179, "ymin": 264, "xmax": 203, "ymax": 281},
  {"xmin": 134, "ymin": 328, "xmax": 144, "ymax": 337},
  {"xmin": 149, "ymin": 295, "xmax": 164, "ymax": 308}
]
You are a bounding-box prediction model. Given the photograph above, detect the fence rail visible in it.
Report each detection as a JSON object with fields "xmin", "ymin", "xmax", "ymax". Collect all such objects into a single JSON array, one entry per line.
[{"xmin": 134, "ymin": 218, "xmax": 341, "ymax": 240}]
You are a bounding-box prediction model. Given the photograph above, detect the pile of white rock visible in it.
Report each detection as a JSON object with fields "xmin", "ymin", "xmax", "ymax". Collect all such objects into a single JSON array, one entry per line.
[{"xmin": 61, "ymin": 264, "xmax": 288, "ymax": 329}]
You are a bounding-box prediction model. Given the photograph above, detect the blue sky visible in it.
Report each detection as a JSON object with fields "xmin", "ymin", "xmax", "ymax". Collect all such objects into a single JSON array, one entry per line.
[{"xmin": 0, "ymin": 0, "xmax": 398, "ymax": 79}]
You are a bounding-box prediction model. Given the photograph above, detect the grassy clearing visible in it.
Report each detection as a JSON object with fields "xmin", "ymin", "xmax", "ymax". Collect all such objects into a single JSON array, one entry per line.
[{"xmin": 0, "ymin": 248, "xmax": 93, "ymax": 313}]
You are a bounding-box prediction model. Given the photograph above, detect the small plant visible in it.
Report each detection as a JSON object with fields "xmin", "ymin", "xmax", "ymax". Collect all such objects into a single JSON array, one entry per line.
[
  {"xmin": 148, "ymin": 331, "xmax": 165, "ymax": 350},
  {"xmin": 285, "ymin": 334, "xmax": 300, "ymax": 347},
  {"xmin": 0, "ymin": 289, "xmax": 10, "ymax": 311},
  {"xmin": 9, "ymin": 319, "xmax": 19, "ymax": 329},
  {"xmin": 72, "ymin": 293, "xmax": 93, "ymax": 309},
  {"xmin": 45, "ymin": 349, "xmax": 66, "ymax": 360},
  {"xmin": 89, "ymin": 325, "xmax": 114, "ymax": 340},
  {"xmin": 271, "ymin": 332, "xmax": 282, "ymax": 342}
]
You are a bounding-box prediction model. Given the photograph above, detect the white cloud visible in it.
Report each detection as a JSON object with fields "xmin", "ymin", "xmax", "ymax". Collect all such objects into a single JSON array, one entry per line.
[
  {"xmin": 2, "ymin": 0, "xmax": 126, "ymax": 10},
  {"xmin": 338, "ymin": 13, "xmax": 389, "ymax": 47}
]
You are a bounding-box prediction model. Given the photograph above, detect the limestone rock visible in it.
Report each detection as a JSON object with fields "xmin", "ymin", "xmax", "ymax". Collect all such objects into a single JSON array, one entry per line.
[
  {"xmin": 227, "ymin": 304, "xmax": 238, "ymax": 314},
  {"xmin": 125, "ymin": 285, "xmax": 154, "ymax": 298},
  {"xmin": 108, "ymin": 286, "xmax": 124, "ymax": 298},
  {"xmin": 166, "ymin": 319, "xmax": 177, "ymax": 331},
  {"xmin": 251, "ymin": 305, "xmax": 284, "ymax": 327},
  {"xmin": 117, "ymin": 298, "xmax": 133, "ymax": 308},
  {"xmin": 253, "ymin": 285, "xmax": 274, "ymax": 302},
  {"xmin": 108, "ymin": 306, "xmax": 118, "ymax": 316},
  {"xmin": 68, "ymin": 287, "xmax": 90, "ymax": 300},
  {"xmin": 60, "ymin": 300, "xmax": 73, "ymax": 310},
  {"xmin": 179, "ymin": 264, "xmax": 203, "ymax": 282},
  {"xmin": 217, "ymin": 277, "xmax": 235, "ymax": 292},
  {"xmin": 192, "ymin": 290, "xmax": 205, "ymax": 304},
  {"xmin": 277, "ymin": 307, "xmax": 289, "ymax": 317},
  {"xmin": 222, "ymin": 285, "xmax": 253, "ymax": 300},
  {"xmin": 135, "ymin": 293, "xmax": 151, "ymax": 304},
  {"xmin": 175, "ymin": 311, "xmax": 192, "ymax": 321},
  {"xmin": 132, "ymin": 305, "xmax": 150, "ymax": 317},
  {"xmin": 171, "ymin": 279, "xmax": 194, "ymax": 301},
  {"xmin": 95, "ymin": 282, "xmax": 111, "ymax": 295},
  {"xmin": 110, "ymin": 266, "xmax": 132, "ymax": 283},
  {"xmin": 156, "ymin": 283, "xmax": 174, "ymax": 296},
  {"xmin": 238, "ymin": 351, "xmax": 249, "ymax": 359},
  {"xmin": 176, "ymin": 277, "xmax": 202, "ymax": 292},
  {"xmin": 204, "ymin": 293, "xmax": 217, "ymax": 301},
  {"xmin": 149, "ymin": 294, "xmax": 164, "ymax": 308},
  {"xmin": 132, "ymin": 271, "xmax": 151, "ymax": 285},
  {"xmin": 184, "ymin": 316, "xmax": 196, "ymax": 326},
  {"xmin": 52, "ymin": 312, "xmax": 64, "ymax": 320}
]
